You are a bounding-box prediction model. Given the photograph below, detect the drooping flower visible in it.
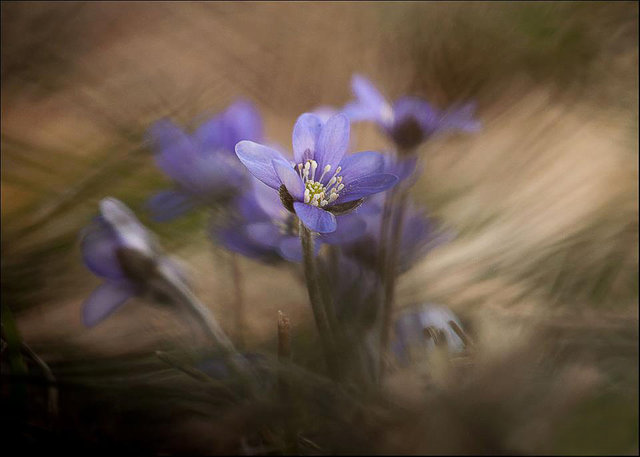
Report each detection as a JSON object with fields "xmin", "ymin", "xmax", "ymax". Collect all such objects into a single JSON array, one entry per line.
[
  {"xmin": 392, "ymin": 303, "xmax": 467, "ymax": 366},
  {"xmin": 146, "ymin": 100, "xmax": 263, "ymax": 221},
  {"xmin": 212, "ymin": 178, "xmax": 368, "ymax": 262},
  {"xmin": 80, "ymin": 197, "xmax": 189, "ymax": 326},
  {"xmin": 343, "ymin": 75, "xmax": 480, "ymax": 151},
  {"xmin": 235, "ymin": 113, "xmax": 398, "ymax": 234}
]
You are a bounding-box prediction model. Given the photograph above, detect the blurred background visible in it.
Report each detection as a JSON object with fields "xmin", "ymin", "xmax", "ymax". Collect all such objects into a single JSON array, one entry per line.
[{"xmin": 1, "ymin": 1, "xmax": 638, "ymax": 454}]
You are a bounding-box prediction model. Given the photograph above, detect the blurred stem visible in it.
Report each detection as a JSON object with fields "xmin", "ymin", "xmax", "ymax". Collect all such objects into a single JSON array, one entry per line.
[
  {"xmin": 1, "ymin": 306, "xmax": 28, "ymax": 420},
  {"xmin": 319, "ymin": 246, "xmax": 340, "ymax": 336},
  {"xmin": 1, "ymin": 306, "xmax": 58, "ymax": 421},
  {"xmin": 230, "ymin": 253, "xmax": 246, "ymax": 350},
  {"xmin": 277, "ymin": 310, "xmax": 298, "ymax": 454},
  {"xmin": 156, "ymin": 267, "xmax": 257, "ymax": 390},
  {"xmin": 376, "ymin": 191, "xmax": 396, "ymax": 278},
  {"xmin": 21, "ymin": 341, "xmax": 59, "ymax": 419},
  {"xmin": 298, "ymin": 219, "xmax": 338, "ymax": 380},
  {"xmin": 379, "ymin": 188, "xmax": 409, "ymax": 377}
]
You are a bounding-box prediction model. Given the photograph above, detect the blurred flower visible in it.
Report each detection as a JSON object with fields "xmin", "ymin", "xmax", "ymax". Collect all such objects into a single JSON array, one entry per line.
[
  {"xmin": 80, "ymin": 198, "xmax": 188, "ymax": 326},
  {"xmin": 344, "ymin": 193, "xmax": 440, "ymax": 273},
  {"xmin": 344, "ymin": 74, "xmax": 480, "ymax": 151},
  {"xmin": 392, "ymin": 303, "xmax": 466, "ymax": 366},
  {"xmin": 235, "ymin": 113, "xmax": 398, "ymax": 233},
  {"xmin": 146, "ymin": 100, "xmax": 263, "ymax": 221},
  {"xmin": 381, "ymin": 148, "xmax": 419, "ymax": 187},
  {"xmin": 212, "ymin": 178, "xmax": 368, "ymax": 262},
  {"xmin": 319, "ymin": 251, "xmax": 380, "ymax": 328}
]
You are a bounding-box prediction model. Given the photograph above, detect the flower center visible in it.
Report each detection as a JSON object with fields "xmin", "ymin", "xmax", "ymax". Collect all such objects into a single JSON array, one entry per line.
[
  {"xmin": 296, "ymin": 159, "xmax": 344, "ymax": 207},
  {"xmin": 391, "ymin": 116, "xmax": 425, "ymax": 150}
]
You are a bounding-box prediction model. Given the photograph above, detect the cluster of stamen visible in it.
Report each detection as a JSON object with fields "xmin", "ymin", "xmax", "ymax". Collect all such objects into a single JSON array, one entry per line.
[{"xmin": 296, "ymin": 159, "xmax": 344, "ymax": 207}]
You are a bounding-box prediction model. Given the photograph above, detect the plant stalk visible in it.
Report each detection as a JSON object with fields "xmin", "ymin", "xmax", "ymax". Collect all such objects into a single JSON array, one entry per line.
[{"xmin": 298, "ymin": 219, "xmax": 338, "ymax": 380}]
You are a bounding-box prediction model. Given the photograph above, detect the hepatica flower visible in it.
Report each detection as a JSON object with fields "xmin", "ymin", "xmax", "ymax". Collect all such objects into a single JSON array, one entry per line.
[
  {"xmin": 212, "ymin": 178, "xmax": 367, "ymax": 262},
  {"xmin": 344, "ymin": 74, "xmax": 480, "ymax": 150},
  {"xmin": 146, "ymin": 100, "xmax": 262, "ymax": 221},
  {"xmin": 235, "ymin": 113, "xmax": 398, "ymax": 233},
  {"xmin": 81, "ymin": 197, "xmax": 188, "ymax": 326}
]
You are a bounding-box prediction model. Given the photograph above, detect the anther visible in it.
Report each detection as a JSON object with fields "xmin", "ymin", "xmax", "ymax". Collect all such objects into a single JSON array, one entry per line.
[{"xmin": 318, "ymin": 164, "xmax": 331, "ymax": 182}]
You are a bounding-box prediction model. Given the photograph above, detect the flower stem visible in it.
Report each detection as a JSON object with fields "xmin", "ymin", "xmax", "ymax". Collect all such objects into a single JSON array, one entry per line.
[
  {"xmin": 298, "ymin": 219, "xmax": 338, "ymax": 380},
  {"xmin": 154, "ymin": 265, "xmax": 255, "ymax": 387},
  {"xmin": 379, "ymin": 188, "xmax": 409, "ymax": 377},
  {"xmin": 376, "ymin": 191, "xmax": 396, "ymax": 278}
]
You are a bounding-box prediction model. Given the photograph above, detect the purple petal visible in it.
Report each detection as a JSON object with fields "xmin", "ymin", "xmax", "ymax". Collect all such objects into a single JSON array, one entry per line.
[
  {"xmin": 393, "ymin": 97, "xmax": 439, "ymax": 133},
  {"xmin": 292, "ymin": 113, "xmax": 323, "ymax": 163},
  {"xmin": 149, "ymin": 120, "xmax": 200, "ymax": 184},
  {"xmin": 277, "ymin": 237, "xmax": 304, "ymax": 262},
  {"xmin": 100, "ymin": 198, "xmax": 154, "ymax": 256},
  {"xmin": 82, "ymin": 281, "xmax": 136, "ymax": 327},
  {"xmin": 153, "ymin": 118, "xmax": 245, "ymax": 195},
  {"xmin": 341, "ymin": 101, "xmax": 379, "ymax": 123},
  {"xmin": 194, "ymin": 100, "xmax": 263, "ymax": 154},
  {"xmin": 81, "ymin": 221, "xmax": 124, "ymax": 280},
  {"xmin": 213, "ymin": 225, "xmax": 275, "ymax": 260},
  {"xmin": 278, "ymin": 236, "xmax": 320, "ymax": 262},
  {"xmin": 146, "ymin": 190, "xmax": 197, "ymax": 222},
  {"xmin": 338, "ymin": 151, "xmax": 384, "ymax": 184},
  {"xmin": 251, "ymin": 178, "xmax": 285, "ymax": 220},
  {"xmin": 351, "ymin": 74, "xmax": 394, "ymax": 127},
  {"xmin": 320, "ymin": 214, "xmax": 367, "ymax": 245},
  {"xmin": 293, "ymin": 202, "xmax": 337, "ymax": 234},
  {"xmin": 316, "ymin": 114, "xmax": 350, "ymax": 175},
  {"xmin": 246, "ymin": 222, "xmax": 283, "ymax": 248},
  {"xmin": 220, "ymin": 100, "xmax": 263, "ymax": 150},
  {"xmin": 313, "ymin": 106, "xmax": 338, "ymax": 123},
  {"xmin": 235, "ymin": 141, "xmax": 290, "ymax": 190},
  {"xmin": 273, "ymin": 161, "xmax": 304, "ymax": 201},
  {"xmin": 336, "ymin": 174, "xmax": 398, "ymax": 204},
  {"xmin": 193, "ymin": 116, "xmax": 226, "ymax": 152}
]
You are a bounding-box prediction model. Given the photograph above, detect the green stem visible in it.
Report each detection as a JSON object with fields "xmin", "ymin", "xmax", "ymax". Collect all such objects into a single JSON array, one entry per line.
[{"xmin": 298, "ymin": 219, "xmax": 338, "ymax": 380}]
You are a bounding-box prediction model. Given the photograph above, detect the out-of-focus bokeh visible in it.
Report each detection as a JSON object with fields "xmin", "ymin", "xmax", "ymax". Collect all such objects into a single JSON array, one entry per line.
[{"xmin": 2, "ymin": 2, "xmax": 638, "ymax": 454}]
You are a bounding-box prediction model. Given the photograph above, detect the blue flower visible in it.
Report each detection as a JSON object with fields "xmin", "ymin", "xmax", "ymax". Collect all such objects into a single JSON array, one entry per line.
[
  {"xmin": 235, "ymin": 113, "xmax": 398, "ymax": 234},
  {"xmin": 146, "ymin": 100, "xmax": 263, "ymax": 222},
  {"xmin": 343, "ymin": 75, "xmax": 480, "ymax": 150},
  {"xmin": 392, "ymin": 304, "xmax": 466, "ymax": 366},
  {"xmin": 80, "ymin": 198, "xmax": 188, "ymax": 326},
  {"xmin": 212, "ymin": 178, "xmax": 368, "ymax": 262},
  {"xmin": 344, "ymin": 193, "xmax": 440, "ymax": 273}
]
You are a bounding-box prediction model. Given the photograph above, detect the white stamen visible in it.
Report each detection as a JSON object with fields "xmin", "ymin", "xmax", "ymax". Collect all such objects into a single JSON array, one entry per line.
[
  {"xmin": 310, "ymin": 160, "xmax": 318, "ymax": 181},
  {"xmin": 297, "ymin": 160, "xmax": 346, "ymax": 208},
  {"xmin": 318, "ymin": 164, "xmax": 331, "ymax": 182}
]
